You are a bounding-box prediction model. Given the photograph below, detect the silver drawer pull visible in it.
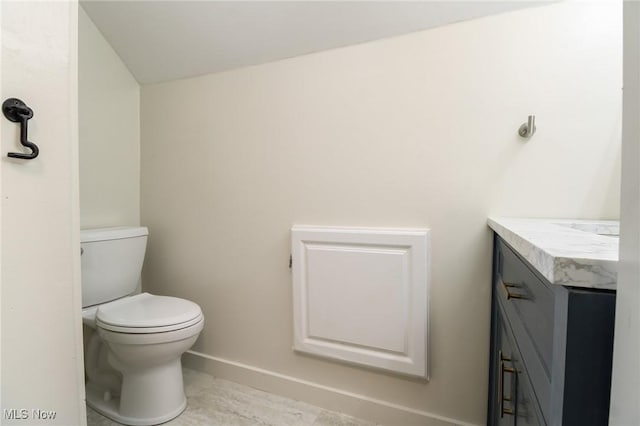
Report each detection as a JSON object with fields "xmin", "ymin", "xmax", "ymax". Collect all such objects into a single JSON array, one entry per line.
[
  {"xmin": 498, "ymin": 350, "xmax": 517, "ymax": 417},
  {"xmin": 501, "ymin": 279, "xmax": 528, "ymax": 300}
]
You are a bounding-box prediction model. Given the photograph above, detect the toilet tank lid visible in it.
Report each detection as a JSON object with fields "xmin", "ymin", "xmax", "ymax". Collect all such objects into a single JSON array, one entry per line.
[{"xmin": 81, "ymin": 226, "xmax": 149, "ymax": 243}]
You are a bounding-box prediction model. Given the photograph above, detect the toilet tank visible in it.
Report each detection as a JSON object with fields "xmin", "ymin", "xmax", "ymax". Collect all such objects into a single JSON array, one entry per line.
[{"xmin": 80, "ymin": 226, "xmax": 149, "ymax": 308}]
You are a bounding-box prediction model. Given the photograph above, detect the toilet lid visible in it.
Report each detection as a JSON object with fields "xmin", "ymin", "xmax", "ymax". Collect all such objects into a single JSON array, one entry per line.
[{"xmin": 96, "ymin": 292, "xmax": 202, "ymax": 333}]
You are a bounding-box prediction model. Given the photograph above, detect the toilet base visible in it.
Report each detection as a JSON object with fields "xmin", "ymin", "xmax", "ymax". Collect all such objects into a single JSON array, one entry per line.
[{"xmin": 86, "ymin": 382, "xmax": 186, "ymax": 426}]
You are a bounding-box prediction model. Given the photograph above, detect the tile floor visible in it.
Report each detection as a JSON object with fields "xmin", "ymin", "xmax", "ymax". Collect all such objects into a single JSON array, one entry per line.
[{"xmin": 86, "ymin": 368, "xmax": 380, "ymax": 426}]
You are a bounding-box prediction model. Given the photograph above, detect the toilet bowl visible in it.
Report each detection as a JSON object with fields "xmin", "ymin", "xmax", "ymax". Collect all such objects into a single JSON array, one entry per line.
[{"xmin": 81, "ymin": 227, "xmax": 204, "ymax": 426}]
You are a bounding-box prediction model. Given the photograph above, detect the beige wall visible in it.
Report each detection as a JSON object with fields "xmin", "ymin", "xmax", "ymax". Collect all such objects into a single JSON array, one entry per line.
[
  {"xmin": 141, "ymin": 2, "xmax": 621, "ymax": 425},
  {"xmin": 79, "ymin": 7, "xmax": 140, "ymax": 228}
]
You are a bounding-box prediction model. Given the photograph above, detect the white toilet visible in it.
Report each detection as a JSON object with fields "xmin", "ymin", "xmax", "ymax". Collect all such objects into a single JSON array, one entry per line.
[{"xmin": 81, "ymin": 226, "xmax": 204, "ymax": 426}]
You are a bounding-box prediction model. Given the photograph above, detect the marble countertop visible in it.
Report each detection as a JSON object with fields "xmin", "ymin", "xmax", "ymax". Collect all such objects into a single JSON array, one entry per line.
[{"xmin": 488, "ymin": 217, "xmax": 619, "ymax": 290}]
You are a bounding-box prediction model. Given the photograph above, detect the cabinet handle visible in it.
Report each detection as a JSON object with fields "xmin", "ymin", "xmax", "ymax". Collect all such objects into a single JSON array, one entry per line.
[
  {"xmin": 499, "ymin": 351, "xmax": 517, "ymax": 418},
  {"xmin": 500, "ymin": 352, "xmax": 513, "ymax": 401},
  {"xmin": 500, "ymin": 278, "xmax": 528, "ymax": 300},
  {"xmin": 497, "ymin": 351, "xmax": 503, "ymax": 413}
]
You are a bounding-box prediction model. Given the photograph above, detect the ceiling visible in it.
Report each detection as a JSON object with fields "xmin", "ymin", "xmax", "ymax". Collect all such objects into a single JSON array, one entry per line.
[{"xmin": 81, "ymin": 1, "xmax": 547, "ymax": 85}]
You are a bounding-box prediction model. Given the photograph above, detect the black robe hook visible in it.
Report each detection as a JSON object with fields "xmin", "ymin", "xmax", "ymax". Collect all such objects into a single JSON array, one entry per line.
[{"xmin": 2, "ymin": 98, "xmax": 39, "ymax": 160}]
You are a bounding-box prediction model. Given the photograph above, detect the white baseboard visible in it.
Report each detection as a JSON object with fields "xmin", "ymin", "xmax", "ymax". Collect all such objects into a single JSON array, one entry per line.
[{"xmin": 183, "ymin": 350, "xmax": 479, "ymax": 426}]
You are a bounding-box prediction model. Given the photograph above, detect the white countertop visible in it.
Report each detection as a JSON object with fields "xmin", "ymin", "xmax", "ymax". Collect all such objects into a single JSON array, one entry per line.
[{"xmin": 488, "ymin": 217, "xmax": 619, "ymax": 290}]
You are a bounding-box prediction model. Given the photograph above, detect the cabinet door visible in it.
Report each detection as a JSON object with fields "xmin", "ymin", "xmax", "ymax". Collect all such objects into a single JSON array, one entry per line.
[
  {"xmin": 491, "ymin": 299, "xmax": 545, "ymax": 426},
  {"xmin": 498, "ymin": 320, "xmax": 517, "ymax": 425},
  {"xmin": 490, "ymin": 304, "xmax": 517, "ymax": 426},
  {"xmin": 514, "ymin": 364, "xmax": 543, "ymax": 426}
]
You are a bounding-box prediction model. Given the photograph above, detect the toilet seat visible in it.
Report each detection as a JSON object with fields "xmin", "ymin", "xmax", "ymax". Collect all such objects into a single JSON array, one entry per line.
[
  {"xmin": 98, "ymin": 316, "xmax": 204, "ymax": 346},
  {"xmin": 96, "ymin": 292, "xmax": 202, "ymax": 334}
]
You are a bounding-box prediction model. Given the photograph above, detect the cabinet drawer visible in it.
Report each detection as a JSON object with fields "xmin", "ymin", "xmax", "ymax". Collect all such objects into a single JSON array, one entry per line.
[{"xmin": 496, "ymin": 239, "xmax": 554, "ymax": 418}]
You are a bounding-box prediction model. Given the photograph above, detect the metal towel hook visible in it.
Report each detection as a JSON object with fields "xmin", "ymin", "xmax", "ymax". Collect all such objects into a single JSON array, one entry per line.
[
  {"xmin": 2, "ymin": 98, "xmax": 39, "ymax": 159},
  {"xmin": 518, "ymin": 115, "xmax": 536, "ymax": 139}
]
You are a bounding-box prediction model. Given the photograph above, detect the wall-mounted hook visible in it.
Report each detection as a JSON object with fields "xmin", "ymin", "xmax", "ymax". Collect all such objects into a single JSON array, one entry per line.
[
  {"xmin": 2, "ymin": 98, "xmax": 39, "ymax": 159},
  {"xmin": 518, "ymin": 115, "xmax": 536, "ymax": 139}
]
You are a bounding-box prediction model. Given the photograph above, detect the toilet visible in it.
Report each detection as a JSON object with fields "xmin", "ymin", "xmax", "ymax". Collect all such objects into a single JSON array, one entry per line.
[{"xmin": 81, "ymin": 226, "xmax": 204, "ymax": 426}]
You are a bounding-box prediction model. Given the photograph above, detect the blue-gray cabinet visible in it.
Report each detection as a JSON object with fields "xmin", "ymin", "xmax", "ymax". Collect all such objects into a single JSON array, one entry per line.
[{"xmin": 488, "ymin": 236, "xmax": 616, "ymax": 426}]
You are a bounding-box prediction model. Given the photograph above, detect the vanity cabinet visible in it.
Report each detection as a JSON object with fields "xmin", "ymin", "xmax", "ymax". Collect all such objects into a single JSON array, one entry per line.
[{"xmin": 488, "ymin": 236, "xmax": 616, "ymax": 426}]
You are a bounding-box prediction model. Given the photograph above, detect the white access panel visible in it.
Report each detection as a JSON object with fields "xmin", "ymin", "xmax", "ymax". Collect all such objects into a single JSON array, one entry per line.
[{"xmin": 291, "ymin": 226, "xmax": 430, "ymax": 378}]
